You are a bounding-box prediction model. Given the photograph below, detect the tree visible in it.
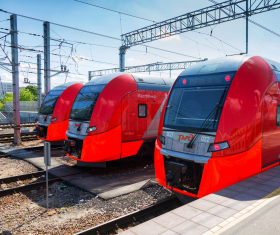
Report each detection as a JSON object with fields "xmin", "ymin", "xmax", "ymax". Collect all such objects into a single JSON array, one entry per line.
[
  {"xmin": 25, "ymin": 85, "xmax": 37, "ymax": 97},
  {"xmin": 0, "ymin": 89, "xmax": 37, "ymax": 111},
  {"xmin": 0, "ymin": 93, "xmax": 13, "ymax": 111},
  {"xmin": 19, "ymin": 89, "xmax": 36, "ymax": 101}
]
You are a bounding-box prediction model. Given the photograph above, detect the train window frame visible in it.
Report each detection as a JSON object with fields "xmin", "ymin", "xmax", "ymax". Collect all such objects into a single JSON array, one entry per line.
[
  {"xmin": 138, "ymin": 104, "xmax": 147, "ymax": 118},
  {"xmin": 277, "ymin": 104, "xmax": 280, "ymax": 126}
]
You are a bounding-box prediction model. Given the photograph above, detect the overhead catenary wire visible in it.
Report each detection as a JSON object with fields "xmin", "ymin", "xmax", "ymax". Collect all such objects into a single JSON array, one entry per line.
[
  {"xmin": 73, "ymin": 0, "xmax": 156, "ymax": 23},
  {"xmin": 0, "ymin": 9, "xmax": 121, "ymax": 41},
  {"xmin": 0, "ymin": 26, "xmax": 198, "ymax": 60},
  {"xmin": 0, "ymin": 7, "xmax": 241, "ymax": 59},
  {"xmin": 0, "ymin": 43, "xmax": 118, "ymax": 66}
]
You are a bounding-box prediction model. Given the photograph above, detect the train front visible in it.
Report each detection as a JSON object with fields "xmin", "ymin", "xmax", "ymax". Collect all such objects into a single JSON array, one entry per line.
[
  {"xmin": 155, "ymin": 55, "xmax": 276, "ymax": 198},
  {"xmin": 64, "ymin": 73, "xmax": 137, "ymax": 162},
  {"xmin": 36, "ymin": 82, "xmax": 83, "ymax": 141}
]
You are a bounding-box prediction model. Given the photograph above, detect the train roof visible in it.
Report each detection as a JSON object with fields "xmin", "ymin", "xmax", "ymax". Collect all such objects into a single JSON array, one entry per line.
[
  {"xmin": 51, "ymin": 82, "xmax": 79, "ymax": 91},
  {"xmin": 85, "ymin": 73, "xmax": 175, "ymax": 91},
  {"xmin": 179, "ymin": 55, "xmax": 280, "ymax": 78}
]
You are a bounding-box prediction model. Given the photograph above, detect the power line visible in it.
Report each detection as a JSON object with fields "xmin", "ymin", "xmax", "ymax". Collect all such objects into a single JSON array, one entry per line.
[
  {"xmin": 0, "ymin": 43, "xmax": 119, "ymax": 66},
  {"xmin": 0, "ymin": 8, "xmax": 121, "ymax": 41},
  {"xmin": 191, "ymin": 31, "xmax": 243, "ymax": 52},
  {"xmin": 0, "ymin": 19, "xmax": 9, "ymax": 23},
  {"xmin": 0, "ymin": 19, "xmax": 206, "ymax": 60},
  {"xmin": 74, "ymin": 0, "xmax": 156, "ymax": 23},
  {"xmin": 142, "ymin": 45, "xmax": 201, "ymax": 59}
]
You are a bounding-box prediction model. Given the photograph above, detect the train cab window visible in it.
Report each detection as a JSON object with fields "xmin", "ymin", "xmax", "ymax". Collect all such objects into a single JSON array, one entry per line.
[
  {"xmin": 138, "ymin": 104, "xmax": 147, "ymax": 118},
  {"xmin": 277, "ymin": 105, "xmax": 280, "ymax": 126}
]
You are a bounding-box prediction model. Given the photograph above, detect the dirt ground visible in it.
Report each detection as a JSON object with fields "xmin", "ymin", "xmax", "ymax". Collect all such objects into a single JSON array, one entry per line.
[
  {"xmin": 0, "ymin": 127, "xmax": 36, "ymax": 135},
  {"xmin": 0, "ymin": 181, "xmax": 173, "ymax": 235},
  {"xmin": 7, "ymin": 139, "xmax": 44, "ymax": 149},
  {"xmin": 0, "ymin": 157, "xmax": 38, "ymax": 178}
]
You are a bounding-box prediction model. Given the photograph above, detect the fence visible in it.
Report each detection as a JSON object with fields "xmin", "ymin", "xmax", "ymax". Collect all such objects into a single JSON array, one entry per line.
[
  {"xmin": 0, "ymin": 101, "xmax": 38, "ymax": 124},
  {"xmin": 6, "ymin": 101, "xmax": 38, "ymax": 112}
]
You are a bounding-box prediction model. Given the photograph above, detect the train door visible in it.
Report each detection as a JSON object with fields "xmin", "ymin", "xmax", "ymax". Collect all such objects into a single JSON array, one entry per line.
[
  {"xmin": 120, "ymin": 91, "xmax": 149, "ymax": 158},
  {"xmin": 262, "ymin": 82, "xmax": 280, "ymax": 167}
]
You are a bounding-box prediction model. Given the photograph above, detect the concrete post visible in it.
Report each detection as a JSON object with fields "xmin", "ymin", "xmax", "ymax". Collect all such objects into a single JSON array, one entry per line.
[
  {"xmin": 10, "ymin": 14, "xmax": 21, "ymax": 144},
  {"xmin": 44, "ymin": 22, "xmax": 51, "ymax": 93},
  {"xmin": 37, "ymin": 54, "xmax": 42, "ymax": 112}
]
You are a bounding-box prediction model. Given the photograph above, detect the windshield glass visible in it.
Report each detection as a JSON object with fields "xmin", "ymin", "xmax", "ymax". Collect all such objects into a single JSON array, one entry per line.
[
  {"xmin": 70, "ymin": 85, "xmax": 105, "ymax": 121},
  {"xmin": 39, "ymin": 90, "xmax": 64, "ymax": 115},
  {"xmin": 164, "ymin": 86, "xmax": 228, "ymax": 132}
]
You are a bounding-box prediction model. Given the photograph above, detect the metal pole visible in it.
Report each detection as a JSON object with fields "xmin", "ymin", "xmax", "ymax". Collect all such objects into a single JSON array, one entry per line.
[
  {"xmin": 246, "ymin": 0, "xmax": 249, "ymax": 54},
  {"xmin": 37, "ymin": 54, "xmax": 42, "ymax": 112},
  {"xmin": 119, "ymin": 46, "xmax": 128, "ymax": 72},
  {"xmin": 46, "ymin": 164, "xmax": 48, "ymax": 210},
  {"xmin": 88, "ymin": 71, "xmax": 91, "ymax": 81},
  {"xmin": 44, "ymin": 141, "xmax": 51, "ymax": 210},
  {"xmin": 44, "ymin": 22, "xmax": 51, "ymax": 93},
  {"xmin": 10, "ymin": 14, "xmax": 21, "ymax": 144}
]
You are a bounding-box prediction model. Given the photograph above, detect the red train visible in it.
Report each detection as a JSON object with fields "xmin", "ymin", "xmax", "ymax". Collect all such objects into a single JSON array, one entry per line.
[
  {"xmin": 155, "ymin": 55, "xmax": 280, "ymax": 199},
  {"xmin": 64, "ymin": 73, "xmax": 173, "ymax": 164},
  {"xmin": 36, "ymin": 82, "xmax": 83, "ymax": 142}
]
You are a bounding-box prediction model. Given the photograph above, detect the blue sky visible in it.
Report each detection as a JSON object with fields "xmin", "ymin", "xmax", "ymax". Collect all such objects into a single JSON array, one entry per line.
[{"xmin": 0, "ymin": 0, "xmax": 279, "ymax": 91}]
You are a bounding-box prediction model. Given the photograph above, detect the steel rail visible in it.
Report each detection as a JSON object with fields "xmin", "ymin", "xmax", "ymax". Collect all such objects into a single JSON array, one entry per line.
[
  {"xmin": 0, "ymin": 170, "xmax": 46, "ymax": 184},
  {"xmin": 0, "ymin": 122, "xmax": 36, "ymax": 127},
  {"xmin": 0, "ymin": 178, "xmax": 59, "ymax": 197}
]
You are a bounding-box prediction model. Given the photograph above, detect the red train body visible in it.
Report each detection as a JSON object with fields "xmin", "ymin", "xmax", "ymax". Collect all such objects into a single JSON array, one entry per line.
[
  {"xmin": 155, "ymin": 55, "xmax": 280, "ymax": 198},
  {"xmin": 64, "ymin": 73, "xmax": 173, "ymax": 163},
  {"xmin": 36, "ymin": 82, "xmax": 83, "ymax": 141}
]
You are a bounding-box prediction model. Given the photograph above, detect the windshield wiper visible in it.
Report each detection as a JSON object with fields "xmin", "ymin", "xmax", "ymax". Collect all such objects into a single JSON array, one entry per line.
[{"xmin": 187, "ymin": 87, "xmax": 227, "ymax": 148}]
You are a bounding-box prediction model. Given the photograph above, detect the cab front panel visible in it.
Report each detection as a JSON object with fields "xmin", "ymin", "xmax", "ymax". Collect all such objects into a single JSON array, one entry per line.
[
  {"xmin": 66, "ymin": 74, "xmax": 138, "ymax": 161},
  {"xmin": 37, "ymin": 82, "xmax": 83, "ymax": 141},
  {"xmin": 87, "ymin": 74, "xmax": 138, "ymax": 136},
  {"xmin": 213, "ymin": 56, "xmax": 277, "ymax": 157}
]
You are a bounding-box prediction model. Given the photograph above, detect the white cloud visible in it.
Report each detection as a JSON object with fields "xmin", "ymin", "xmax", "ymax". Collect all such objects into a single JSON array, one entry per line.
[
  {"xmin": 127, "ymin": 58, "xmax": 135, "ymax": 62},
  {"xmin": 157, "ymin": 29, "xmax": 182, "ymax": 42},
  {"xmin": 160, "ymin": 34, "xmax": 181, "ymax": 41},
  {"xmin": 67, "ymin": 74, "xmax": 87, "ymax": 82},
  {"xmin": 0, "ymin": 72, "xmax": 12, "ymax": 82},
  {"xmin": 71, "ymin": 55, "xmax": 89, "ymax": 61}
]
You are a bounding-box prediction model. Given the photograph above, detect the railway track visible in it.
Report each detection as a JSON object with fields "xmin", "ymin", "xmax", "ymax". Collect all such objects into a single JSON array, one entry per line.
[
  {"xmin": 0, "ymin": 171, "xmax": 57, "ymax": 197},
  {"xmin": 0, "ymin": 122, "xmax": 36, "ymax": 129},
  {"xmin": 75, "ymin": 196, "xmax": 181, "ymax": 235},
  {"xmin": 0, "ymin": 132, "xmax": 37, "ymax": 143}
]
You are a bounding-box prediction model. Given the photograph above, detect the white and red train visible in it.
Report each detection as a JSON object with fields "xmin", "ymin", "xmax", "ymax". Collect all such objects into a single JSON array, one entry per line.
[
  {"xmin": 155, "ymin": 55, "xmax": 280, "ymax": 198},
  {"xmin": 64, "ymin": 73, "xmax": 174, "ymax": 163}
]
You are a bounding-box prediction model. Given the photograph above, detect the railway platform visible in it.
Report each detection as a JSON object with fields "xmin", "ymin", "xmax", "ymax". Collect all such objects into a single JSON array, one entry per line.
[
  {"xmin": 0, "ymin": 143, "xmax": 156, "ymax": 200},
  {"xmin": 120, "ymin": 165, "xmax": 280, "ymax": 235}
]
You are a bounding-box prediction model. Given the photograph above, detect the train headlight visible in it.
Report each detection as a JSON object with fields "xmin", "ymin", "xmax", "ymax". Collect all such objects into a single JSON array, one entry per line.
[
  {"xmin": 86, "ymin": 126, "xmax": 96, "ymax": 133},
  {"xmin": 51, "ymin": 117, "xmax": 57, "ymax": 122},
  {"xmin": 208, "ymin": 141, "xmax": 229, "ymax": 152},
  {"xmin": 158, "ymin": 133, "xmax": 165, "ymax": 145}
]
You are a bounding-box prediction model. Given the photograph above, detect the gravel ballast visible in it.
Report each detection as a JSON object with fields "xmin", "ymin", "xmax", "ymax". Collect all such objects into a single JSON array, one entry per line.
[{"xmin": 0, "ymin": 181, "xmax": 172, "ymax": 235}]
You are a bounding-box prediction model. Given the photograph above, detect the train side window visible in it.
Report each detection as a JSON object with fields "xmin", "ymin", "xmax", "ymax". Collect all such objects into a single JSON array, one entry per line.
[
  {"xmin": 138, "ymin": 104, "xmax": 147, "ymax": 118},
  {"xmin": 277, "ymin": 105, "xmax": 280, "ymax": 126}
]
